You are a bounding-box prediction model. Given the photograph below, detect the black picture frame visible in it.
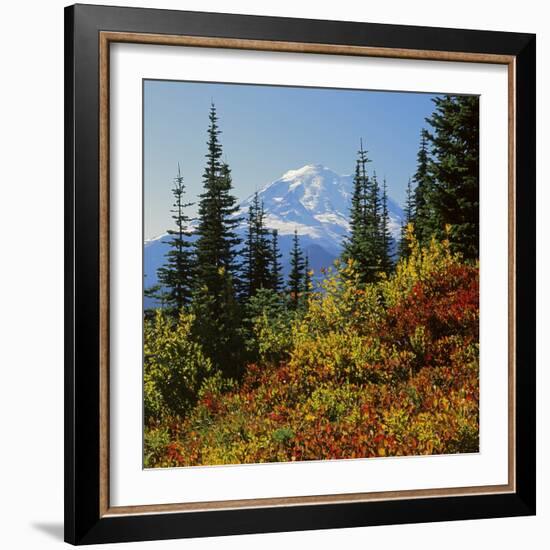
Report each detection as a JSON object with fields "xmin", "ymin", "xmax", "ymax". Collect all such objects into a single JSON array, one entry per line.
[{"xmin": 65, "ymin": 3, "xmax": 536, "ymax": 545}]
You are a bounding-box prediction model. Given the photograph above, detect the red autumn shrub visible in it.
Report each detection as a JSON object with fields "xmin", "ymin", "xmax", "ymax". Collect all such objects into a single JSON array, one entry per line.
[{"xmin": 144, "ymin": 237, "xmax": 479, "ymax": 467}]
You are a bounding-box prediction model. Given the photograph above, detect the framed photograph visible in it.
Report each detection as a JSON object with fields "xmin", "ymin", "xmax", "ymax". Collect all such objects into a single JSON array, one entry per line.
[{"xmin": 64, "ymin": 4, "xmax": 536, "ymax": 545}]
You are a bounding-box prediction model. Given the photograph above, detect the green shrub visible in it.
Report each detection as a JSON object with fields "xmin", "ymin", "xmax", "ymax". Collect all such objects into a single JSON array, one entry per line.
[
  {"xmin": 144, "ymin": 234, "xmax": 479, "ymax": 466},
  {"xmin": 272, "ymin": 427, "xmax": 295, "ymax": 444},
  {"xmin": 144, "ymin": 309, "xmax": 212, "ymax": 422},
  {"xmin": 144, "ymin": 426, "xmax": 170, "ymax": 468},
  {"xmin": 244, "ymin": 288, "xmax": 295, "ymax": 365}
]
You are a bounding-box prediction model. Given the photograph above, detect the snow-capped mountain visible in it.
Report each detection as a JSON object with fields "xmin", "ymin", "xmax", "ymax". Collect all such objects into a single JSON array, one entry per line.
[
  {"xmin": 236, "ymin": 164, "xmax": 402, "ymax": 251},
  {"xmin": 144, "ymin": 164, "xmax": 403, "ymax": 297}
]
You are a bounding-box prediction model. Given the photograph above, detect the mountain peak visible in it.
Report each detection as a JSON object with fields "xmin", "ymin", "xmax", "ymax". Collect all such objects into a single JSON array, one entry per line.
[
  {"xmin": 236, "ymin": 165, "xmax": 403, "ymax": 252},
  {"xmin": 280, "ymin": 163, "xmax": 331, "ymax": 181}
]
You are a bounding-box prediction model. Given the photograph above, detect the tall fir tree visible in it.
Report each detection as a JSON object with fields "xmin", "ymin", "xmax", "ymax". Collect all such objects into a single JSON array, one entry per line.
[
  {"xmin": 195, "ymin": 104, "xmax": 242, "ymax": 287},
  {"xmin": 343, "ymin": 139, "xmax": 376, "ymax": 283},
  {"xmin": 288, "ymin": 229, "xmax": 305, "ymax": 309},
  {"xmin": 218, "ymin": 161, "xmax": 243, "ymax": 273},
  {"xmin": 369, "ymin": 170, "xmax": 382, "ymax": 269},
  {"xmin": 424, "ymin": 95, "xmax": 479, "ymax": 259},
  {"xmin": 241, "ymin": 191, "xmax": 273, "ymax": 298},
  {"xmin": 380, "ymin": 176, "xmax": 393, "ymax": 274},
  {"xmin": 270, "ymin": 229, "xmax": 283, "ymax": 293},
  {"xmin": 399, "ymin": 177, "xmax": 415, "ymax": 259},
  {"xmin": 192, "ymin": 103, "xmax": 243, "ymax": 378},
  {"xmin": 412, "ymin": 128, "xmax": 432, "ymax": 246},
  {"xmin": 241, "ymin": 195, "xmax": 256, "ymax": 297},
  {"xmin": 344, "ymin": 140, "xmax": 368, "ymax": 258},
  {"xmin": 155, "ymin": 164, "xmax": 194, "ymax": 315}
]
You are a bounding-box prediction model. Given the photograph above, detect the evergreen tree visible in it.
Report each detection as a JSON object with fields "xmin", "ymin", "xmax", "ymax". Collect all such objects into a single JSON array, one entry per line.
[
  {"xmin": 412, "ymin": 129, "xmax": 432, "ymax": 246},
  {"xmin": 425, "ymin": 95, "xmax": 479, "ymax": 259},
  {"xmin": 380, "ymin": 176, "xmax": 393, "ymax": 273},
  {"xmin": 288, "ymin": 229, "xmax": 305, "ymax": 309},
  {"xmin": 343, "ymin": 140, "xmax": 390, "ymax": 283},
  {"xmin": 191, "ymin": 276, "xmax": 243, "ymax": 379},
  {"xmin": 241, "ymin": 191, "xmax": 272, "ymax": 298},
  {"xmin": 399, "ymin": 177, "xmax": 415, "ymax": 259},
  {"xmin": 343, "ymin": 139, "xmax": 373, "ymax": 283},
  {"xmin": 369, "ymin": 170, "xmax": 382, "ymax": 269},
  {"xmin": 155, "ymin": 164, "xmax": 194, "ymax": 315},
  {"xmin": 195, "ymin": 104, "xmax": 242, "ymax": 287},
  {"xmin": 218, "ymin": 161, "xmax": 243, "ymax": 273},
  {"xmin": 242, "ymin": 197, "xmax": 256, "ymax": 297},
  {"xmin": 270, "ymin": 229, "xmax": 283, "ymax": 293},
  {"xmin": 192, "ymin": 103, "xmax": 243, "ymax": 378}
]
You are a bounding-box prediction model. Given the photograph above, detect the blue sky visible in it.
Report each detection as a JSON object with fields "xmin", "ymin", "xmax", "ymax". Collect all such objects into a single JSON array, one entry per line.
[{"xmin": 144, "ymin": 79, "xmax": 438, "ymax": 240}]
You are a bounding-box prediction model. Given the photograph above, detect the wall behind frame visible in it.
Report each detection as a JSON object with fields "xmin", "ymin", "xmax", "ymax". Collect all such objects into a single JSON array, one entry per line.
[{"xmin": 0, "ymin": 0, "xmax": 546, "ymax": 549}]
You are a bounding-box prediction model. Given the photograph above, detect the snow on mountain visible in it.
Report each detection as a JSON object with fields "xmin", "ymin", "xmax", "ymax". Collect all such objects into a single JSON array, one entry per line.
[
  {"xmin": 144, "ymin": 164, "xmax": 404, "ymax": 298},
  {"xmin": 236, "ymin": 164, "xmax": 402, "ymax": 251}
]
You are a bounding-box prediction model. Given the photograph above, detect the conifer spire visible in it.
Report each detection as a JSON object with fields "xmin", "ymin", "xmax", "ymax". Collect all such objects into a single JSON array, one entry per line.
[
  {"xmin": 193, "ymin": 102, "xmax": 243, "ymax": 378},
  {"xmin": 288, "ymin": 228, "xmax": 305, "ymax": 309},
  {"xmin": 399, "ymin": 177, "xmax": 415, "ymax": 259},
  {"xmin": 270, "ymin": 229, "xmax": 283, "ymax": 293},
  {"xmin": 155, "ymin": 163, "xmax": 194, "ymax": 314}
]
